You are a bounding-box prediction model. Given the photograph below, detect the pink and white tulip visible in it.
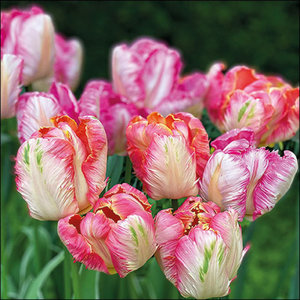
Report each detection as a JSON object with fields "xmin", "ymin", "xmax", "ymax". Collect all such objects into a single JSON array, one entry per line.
[
  {"xmin": 126, "ymin": 112, "xmax": 210, "ymax": 200},
  {"xmin": 16, "ymin": 82, "xmax": 79, "ymax": 143},
  {"xmin": 155, "ymin": 197, "xmax": 248, "ymax": 299},
  {"xmin": 15, "ymin": 115, "xmax": 107, "ymax": 220},
  {"xmin": 78, "ymin": 80, "xmax": 146, "ymax": 155},
  {"xmin": 112, "ymin": 37, "xmax": 208, "ymax": 116},
  {"xmin": 205, "ymin": 63, "xmax": 299, "ymax": 146},
  {"xmin": 1, "ymin": 6, "xmax": 55, "ymax": 86},
  {"xmin": 200, "ymin": 128, "xmax": 298, "ymax": 221},
  {"xmin": 1, "ymin": 53, "xmax": 23, "ymax": 119},
  {"xmin": 58, "ymin": 183, "xmax": 156, "ymax": 277},
  {"xmin": 32, "ymin": 33, "xmax": 83, "ymax": 92}
]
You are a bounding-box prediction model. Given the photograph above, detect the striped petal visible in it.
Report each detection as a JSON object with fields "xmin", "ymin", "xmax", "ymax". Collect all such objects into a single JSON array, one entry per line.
[
  {"xmin": 15, "ymin": 138, "xmax": 77, "ymax": 220},
  {"xmin": 58, "ymin": 214, "xmax": 113, "ymax": 274},
  {"xmin": 244, "ymin": 149, "xmax": 298, "ymax": 220},
  {"xmin": 106, "ymin": 212, "xmax": 156, "ymax": 277},
  {"xmin": 144, "ymin": 134, "xmax": 198, "ymax": 200},
  {"xmin": 210, "ymin": 209, "xmax": 244, "ymax": 280},
  {"xmin": 16, "ymin": 92, "xmax": 63, "ymax": 143},
  {"xmin": 175, "ymin": 228, "xmax": 230, "ymax": 299},
  {"xmin": 76, "ymin": 116, "xmax": 108, "ymax": 207},
  {"xmin": 200, "ymin": 151, "xmax": 249, "ymax": 220}
]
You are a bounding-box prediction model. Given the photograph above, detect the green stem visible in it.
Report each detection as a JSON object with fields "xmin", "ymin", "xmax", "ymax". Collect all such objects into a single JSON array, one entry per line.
[
  {"xmin": 63, "ymin": 248, "xmax": 71, "ymax": 299},
  {"xmin": 171, "ymin": 199, "xmax": 178, "ymax": 211},
  {"xmin": 124, "ymin": 156, "xmax": 132, "ymax": 184},
  {"xmin": 70, "ymin": 257, "xmax": 80, "ymax": 298}
]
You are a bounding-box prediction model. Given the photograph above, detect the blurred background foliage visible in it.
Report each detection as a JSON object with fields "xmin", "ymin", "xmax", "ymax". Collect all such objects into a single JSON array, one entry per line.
[{"xmin": 1, "ymin": 1, "xmax": 299, "ymax": 299}]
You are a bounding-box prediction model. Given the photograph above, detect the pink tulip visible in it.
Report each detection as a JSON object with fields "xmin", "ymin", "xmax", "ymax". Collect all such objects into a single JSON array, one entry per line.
[
  {"xmin": 200, "ymin": 128, "xmax": 298, "ymax": 221},
  {"xmin": 15, "ymin": 115, "xmax": 107, "ymax": 220},
  {"xmin": 16, "ymin": 82, "xmax": 79, "ymax": 143},
  {"xmin": 126, "ymin": 111, "xmax": 210, "ymax": 200},
  {"xmin": 78, "ymin": 80, "xmax": 147, "ymax": 155},
  {"xmin": 112, "ymin": 37, "xmax": 208, "ymax": 115},
  {"xmin": 205, "ymin": 63, "xmax": 299, "ymax": 146},
  {"xmin": 58, "ymin": 183, "xmax": 156, "ymax": 277},
  {"xmin": 1, "ymin": 53, "xmax": 23, "ymax": 119},
  {"xmin": 1, "ymin": 6, "xmax": 55, "ymax": 86},
  {"xmin": 155, "ymin": 196, "xmax": 248, "ymax": 299},
  {"xmin": 32, "ymin": 33, "xmax": 83, "ymax": 92}
]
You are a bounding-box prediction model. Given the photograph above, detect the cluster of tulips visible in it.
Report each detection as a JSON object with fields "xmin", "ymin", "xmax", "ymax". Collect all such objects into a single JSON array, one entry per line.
[{"xmin": 1, "ymin": 5, "xmax": 299, "ymax": 299}]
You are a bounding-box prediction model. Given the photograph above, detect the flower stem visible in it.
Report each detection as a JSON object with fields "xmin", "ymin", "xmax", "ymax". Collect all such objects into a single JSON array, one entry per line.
[{"xmin": 171, "ymin": 199, "xmax": 178, "ymax": 211}]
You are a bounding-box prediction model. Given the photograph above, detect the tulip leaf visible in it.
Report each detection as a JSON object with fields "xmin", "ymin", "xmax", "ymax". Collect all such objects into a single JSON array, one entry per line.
[{"xmin": 24, "ymin": 251, "xmax": 64, "ymax": 299}]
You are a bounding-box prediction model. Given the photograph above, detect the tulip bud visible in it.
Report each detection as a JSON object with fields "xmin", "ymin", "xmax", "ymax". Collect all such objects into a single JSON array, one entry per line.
[
  {"xmin": 15, "ymin": 115, "xmax": 107, "ymax": 220},
  {"xmin": 205, "ymin": 63, "xmax": 299, "ymax": 146},
  {"xmin": 112, "ymin": 38, "xmax": 182, "ymax": 109},
  {"xmin": 1, "ymin": 6, "xmax": 55, "ymax": 85},
  {"xmin": 126, "ymin": 111, "xmax": 210, "ymax": 200},
  {"xmin": 78, "ymin": 80, "xmax": 146, "ymax": 155},
  {"xmin": 200, "ymin": 128, "xmax": 298, "ymax": 221},
  {"xmin": 155, "ymin": 197, "xmax": 248, "ymax": 299},
  {"xmin": 58, "ymin": 183, "xmax": 156, "ymax": 277},
  {"xmin": 1, "ymin": 54, "xmax": 23, "ymax": 119}
]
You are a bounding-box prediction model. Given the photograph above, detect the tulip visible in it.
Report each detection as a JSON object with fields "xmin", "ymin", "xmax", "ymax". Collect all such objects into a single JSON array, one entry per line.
[
  {"xmin": 58, "ymin": 183, "xmax": 156, "ymax": 277},
  {"xmin": 112, "ymin": 37, "xmax": 208, "ymax": 116},
  {"xmin": 1, "ymin": 53, "xmax": 23, "ymax": 119},
  {"xmin": 15, "ymin": 115, "xmax": 107, "ymax": 220},
  {"xmin": 32, "ymin": 33, "xmax": 83, "ymax": 92},
  {"xmin": 78, "ymin": 80, "xmax": 146, "ymax": 155},
  {"xmin": 205, "ymin": 63, "xmax": 299, "ymax": 146},
  {"xmin": 200, "ymin": 128, "xmax": 298, "ymax": 221},
  {"xmin": 155, "ymin": 196, "xmax": 248, "ymax": 299},
  {"xmin": 16, "ymin": 82, "xmax": 79, "ymax": 143},
  {"xmin": 126, "ymin": 111, "xmax": 210, "ymax": 200},
  {"xmin": 1, "ymin": 6, "xmax": 55, "ymax": 86}
]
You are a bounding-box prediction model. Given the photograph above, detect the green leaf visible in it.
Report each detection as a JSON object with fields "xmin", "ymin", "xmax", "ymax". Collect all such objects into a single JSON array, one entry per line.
[{"xmin": 24, "ymin": 251, "xmax": 64, "ymax": 299}]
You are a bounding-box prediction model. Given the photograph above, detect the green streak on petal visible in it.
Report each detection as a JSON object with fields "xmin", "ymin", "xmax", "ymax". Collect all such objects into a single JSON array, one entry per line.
[
  {"xmin": 130, "ymin": 226, "xmax": 138, "ymax": 246},
  {"xmin": 218, "ymin": 244, "xmax": 225, "ymax": 266},
  {"xmin": 164, "ymin": 144, "xmax": 168, "ymax": 153},
  {"xmin": 238, "ymin": 101, "xmax": 250, "ymax": 122},
  {"xmin": 23, "ymin": 143, "xmax": 30, "ymax": 166},
  {"xmin": 199, "ymin": 240, "xmax": 216, "ymax": 282},
  {"xmin": 247, "ymin": 102, "xmax": 256, "ymax": 120},
  {"xmin": 137, "ymin": 223, "xmax": 149, "ymax": 246},
  {"xmin": 35, "ymin": 149, "xmax": 43, "ymax": 173}
]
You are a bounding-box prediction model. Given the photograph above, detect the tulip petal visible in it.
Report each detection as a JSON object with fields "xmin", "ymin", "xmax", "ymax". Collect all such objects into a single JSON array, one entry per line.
[
  {"xmin": 247, "ymin": 149, "xmax": 298, "ymax": 220},
  {"xmin": 15, "ymin": 138, "xmax": 78, "ymax": 220},
  {"xmin": 112, "ymin": 44, "xmax": 145, "ymax": 103},
  {"xmin": 200, "ymin": 151, "xmax": 249, "ymax": 220},
  {"xmin": 58, "ymin": 214, "xmax": 112, "ymax": 274},
  {"xmin": 16, "ymin": 92, "xmax": 63, "ymax": 143},
  {"xmin": 175, "ymin": 228, "xmax": 230, "ymax": 299},
  {"xmin": 107, "ymin": 212, "xmax": 156, "ymax": 277},
  {"xmin": 210, "ymin": 209, "xmax": 244, "ymax": 279},
  {"xmin": 1, "ymin": 54, "xmax": 23, "ymax": 119},
  {"xmin": 80, "ymin": 212, "xmax": 115, "ymax": 274},
  {"xmin": 144, "ymin": 134, "xmax": 198, "ymax": 200},
  {"xmin": 77, "ymin": 116, "xmax": 108, "ymax": 206}
]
